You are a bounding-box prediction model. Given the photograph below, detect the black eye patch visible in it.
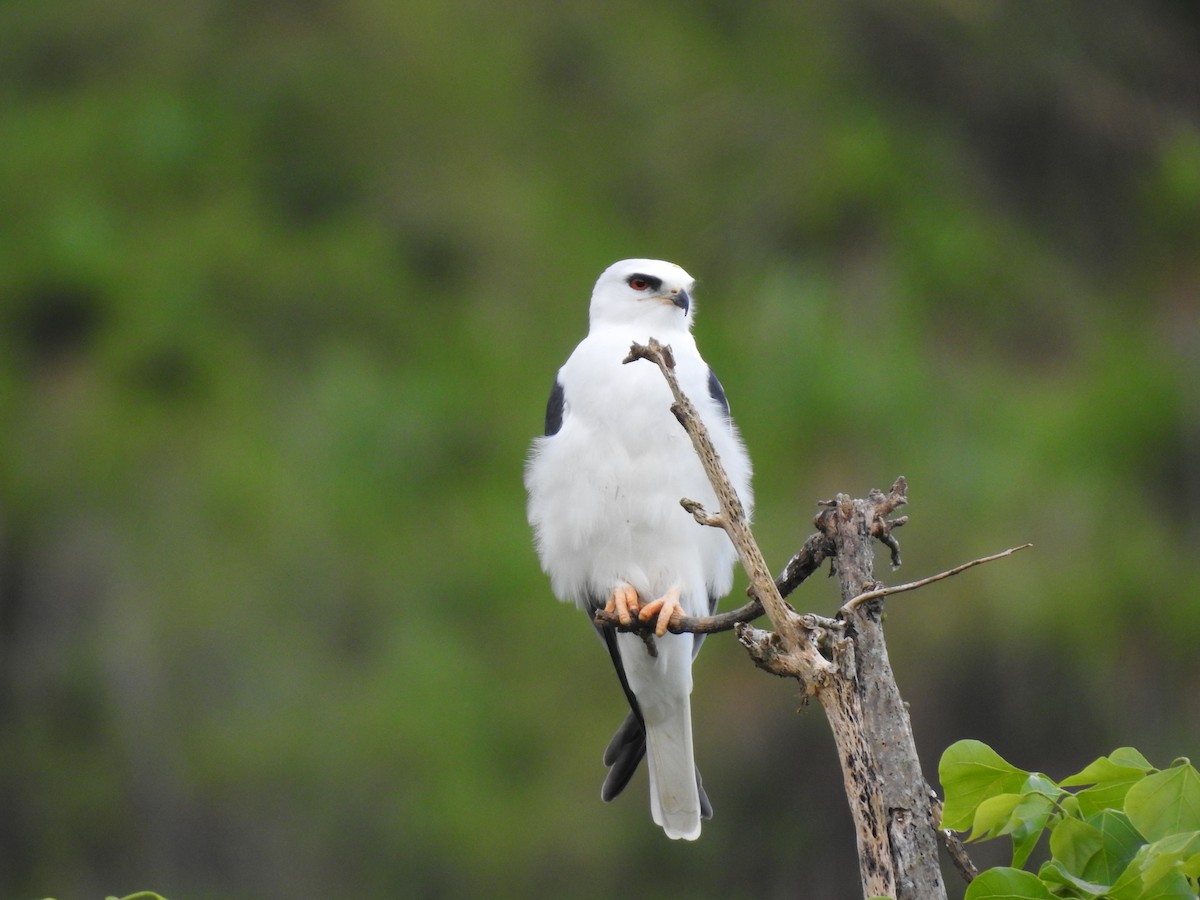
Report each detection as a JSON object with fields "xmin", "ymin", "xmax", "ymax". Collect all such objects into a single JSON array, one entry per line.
[{"xmin": 627, "ymin": 273, "xmax": 663, "ymax": 292}]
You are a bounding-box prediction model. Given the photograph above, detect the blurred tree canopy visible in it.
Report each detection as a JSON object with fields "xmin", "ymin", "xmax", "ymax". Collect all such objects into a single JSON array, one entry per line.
[{"xmin": 1, "ymin": 1, "xmax": 1198, "ymax": 898}]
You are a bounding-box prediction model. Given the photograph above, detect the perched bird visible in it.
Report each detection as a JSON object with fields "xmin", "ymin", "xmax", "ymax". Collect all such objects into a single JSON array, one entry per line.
[{"xmin": 525, "ymin": 258, "xmax": 753, "ymax": 840}]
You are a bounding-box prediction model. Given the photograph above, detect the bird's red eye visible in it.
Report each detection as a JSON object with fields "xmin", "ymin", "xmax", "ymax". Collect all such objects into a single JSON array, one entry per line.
[{"xmin": 626, "ymin": 273, "xmax": 662, "ymax": 293}]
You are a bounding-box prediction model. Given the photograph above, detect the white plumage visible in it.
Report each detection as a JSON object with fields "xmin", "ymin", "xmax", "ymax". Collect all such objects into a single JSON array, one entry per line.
[{"xmin": 525, "ymin": 259, "xmax": 753, "ymax": 840}]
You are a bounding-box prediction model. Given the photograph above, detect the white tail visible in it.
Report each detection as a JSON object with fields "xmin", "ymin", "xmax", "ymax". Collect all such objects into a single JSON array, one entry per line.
[{"xmin": 644, "ymin": 700, "xmax": 701, "ymax": 840}]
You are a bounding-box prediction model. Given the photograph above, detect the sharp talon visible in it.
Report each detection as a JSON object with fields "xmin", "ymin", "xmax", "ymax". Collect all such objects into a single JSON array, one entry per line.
[
  {"xmin": 603, "ymin": 583, "xmax": 640, "ymax": 626},
  {"xmin": 638, "ymin": 586, "xmax": 683, "ymax": 637}
]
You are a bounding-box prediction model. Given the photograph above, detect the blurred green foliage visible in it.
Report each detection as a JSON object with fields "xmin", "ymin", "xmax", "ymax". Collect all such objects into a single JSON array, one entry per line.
[{"xmin": 1, "ymin": 1, "xmax": 1198, "ymax": 898}]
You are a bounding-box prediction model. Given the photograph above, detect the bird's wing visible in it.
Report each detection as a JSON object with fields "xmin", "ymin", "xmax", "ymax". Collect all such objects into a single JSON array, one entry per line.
[
  {"xmin": 543, "ymin": 378, "xmax": 565, "ymax": 436},
  {"xmin": 706, "ymin": 366, "xmax": 730, "ymax": 421}
]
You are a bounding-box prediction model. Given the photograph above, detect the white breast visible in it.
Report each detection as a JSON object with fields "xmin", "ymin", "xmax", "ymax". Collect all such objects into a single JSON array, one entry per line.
[{"xmin": 525, "ymin": 326, "xmax": 753, "ymax": 614}]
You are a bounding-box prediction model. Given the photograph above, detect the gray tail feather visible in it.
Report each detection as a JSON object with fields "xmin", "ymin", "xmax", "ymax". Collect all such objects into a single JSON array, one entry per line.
[
  {"xmin": 600, "ymin": 710, "xmax": 712, "ymax": 818},
  {"xmin": 601, "ymin": 711, "xmax": 645, "ymax": 801}
]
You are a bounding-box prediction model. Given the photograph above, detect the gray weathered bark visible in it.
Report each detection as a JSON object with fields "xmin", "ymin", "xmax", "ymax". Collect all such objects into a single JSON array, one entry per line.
[{"xmin": 821, "ymin": 488, "xmax": 947, "ymax": 900}]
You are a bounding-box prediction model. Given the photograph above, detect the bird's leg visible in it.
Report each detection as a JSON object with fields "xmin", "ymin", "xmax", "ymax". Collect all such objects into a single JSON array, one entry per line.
[
  {"xmin": 603, "ymin": 582, "xmax": 641, "ymax": 627},
  {"xmin": 638, "ymin": 585, "xmax": 683, "ymax": 637}
]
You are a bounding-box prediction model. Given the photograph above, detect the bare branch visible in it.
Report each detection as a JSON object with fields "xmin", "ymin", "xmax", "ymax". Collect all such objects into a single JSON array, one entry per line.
[
  {"xmin": 940, "ymin": 829, "xmax": 979, "ymax": 884},
  {"xmin": 622, "ymin": 339, "xmax": 816, "ymax": 656},
  {"xmin": 593, "ymin": 598, "xmax": 765, "ymax": 636},
  {"xmin": 594, "ymin": 515, "xmax": 827, "ymax": 636},
  {"xmin": 776, "ymin": 531, "xmax": 835, "ymax": 599},
  {"xmin": 625, "ymin": 339, "xmax": 895, "ymax": 898},
  {"xmin": 607, "ymin": 341, "xmax": 1013, "ymax": 898},
  {"xmin": 843, "ymin": 544, "xmax": 1033, "ymax": 612},
  {"xmin": 594, "ymin": 540, "xmax": 1032, "ymax": 641}
]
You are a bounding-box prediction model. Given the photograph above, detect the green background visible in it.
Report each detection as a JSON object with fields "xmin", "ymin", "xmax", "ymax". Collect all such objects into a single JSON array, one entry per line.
[{"xmin": 2, "ymin": 1, "xmax": 1198, "ymax": 897}]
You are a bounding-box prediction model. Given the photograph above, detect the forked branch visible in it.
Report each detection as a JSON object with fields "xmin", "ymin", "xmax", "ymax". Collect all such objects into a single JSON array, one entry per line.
[{"xmin": 588, "ymin": 338, "xmax": 1030, "ymax": 899}]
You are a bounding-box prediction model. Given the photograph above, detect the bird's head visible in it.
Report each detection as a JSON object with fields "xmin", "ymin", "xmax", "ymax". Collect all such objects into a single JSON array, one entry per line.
[{"xmin": 588, "ymin": 259, "xmax": 696, "ymax": 331}]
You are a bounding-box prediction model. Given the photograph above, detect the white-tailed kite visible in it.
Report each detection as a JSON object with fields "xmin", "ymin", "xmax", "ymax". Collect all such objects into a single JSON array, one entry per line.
[{"xmin": 525, "ymin": 258, "xmax": 753, "ymax": 840}]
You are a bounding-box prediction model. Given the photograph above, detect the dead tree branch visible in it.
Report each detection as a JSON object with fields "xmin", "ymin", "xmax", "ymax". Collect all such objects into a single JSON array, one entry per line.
[
  {"xmin": 844, "ymin": 543, "xmax": 1033, "ymax": 611},
  {"xmin": 591, "ymin": 338, "xmax": 1024, "ymax": 898},
  {"xmin": 594, "ymin": 542, "xmax": 1029, "ymax": 638},
  {"xmin": 620, "ymin": 341, "xmax": 816, "ymax": 653},
  {"xmin": 619, "ymin": 338, "xmax": 893, "ymax": 899},
  {"xmin": 592, "ymin": 531, "xmax": 832, "ymax": 635},
  {"xmin": 824, "ymin": 481, "xmax": 947, "ymax": 900}
]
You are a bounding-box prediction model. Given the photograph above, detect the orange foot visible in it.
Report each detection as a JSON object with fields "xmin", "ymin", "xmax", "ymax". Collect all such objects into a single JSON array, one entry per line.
[
  {"xmin": 603, "ymin": 582, "xmax": 641, "ymax": 627},
  {"xmin": 638, "ymin": 585, "xmax": 683, "ymax": 637}
]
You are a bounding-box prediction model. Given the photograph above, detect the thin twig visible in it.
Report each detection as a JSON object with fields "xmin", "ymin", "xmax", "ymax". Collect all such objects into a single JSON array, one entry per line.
[
  {"xmin": 593, "ymin": 595, "xmax": 765, "ymax": 636},
  {"xmin": 595, "ymin": 543, "xmax": 1032, "ymax": 636},
  {"xmin": 842, "ymin": 544, "xmax": 1033, "ymax": 611}
]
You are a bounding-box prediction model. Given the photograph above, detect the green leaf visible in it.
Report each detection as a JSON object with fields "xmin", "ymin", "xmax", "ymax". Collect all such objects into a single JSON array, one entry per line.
[
  {"xmin": 964, "ymin": 867, "xmax": 1057, "ymax": 899},
  {"xmin": 1023, "ymin": 773, "xmax": 1061, "ymax": 796},
  {"xmin": 1138, "ymin": 870, "xmax": 1200, "ymax": 900},
  {"xmin": 1061, "ymin": 793, "xmax": 1082, "ymax": 817},
  {"xmin": 1062, "ymin": 749, "xmax": 1156, "ymax": 788},
  {"xmin": 1112, "ymin": 865, "xmax": 1197, "ymax": 900},
  {"xmin": 1050, "ymin": 816, "xmax": 1106, "ymax": 879},
  {"xmin": 1126, "ymin": 760, "xmax": 1200, "ymax": 842},
  {"xmin": 1009, "ymin": 791, "xmax": 1058, "ymax": 868},
  {"xmin": 1037, "ymin": 859, "xmax": 1112, "ymax": 897},
  {"xmin": 961, "ymin": 774, "xmax": 1062, "ymax": 866},
  {"xmin": 1087, "ymin": 810, "xmax": 1149, "ymax": 883},
  {"xmin": 1094, "ymin": 811, "xmax": 1147, "ymax": 873},
  {"xmin": 1010, "ymin": 830, "xmax": 1044, "ymax": 872},
  {"xmin": 940, "ymin": 740, "xmax": 1030, "ymax": 831},
  {"xmin": 1108, "ymin": 844, "xmax": 1153, "ymax": 899},
  {"xmin": 1108, "ymin": 833, "xmax": 1200, "ymax": 900},
  {"xmin": 1076, "ymin": 779, "xmax": 1145, "ymax": 818},
  {"xmin": 1064, "ymin": 749, "xmax": 1156, "ymax": 817},
  {"xmin": 1110, "ymin": 748, "xmax": 1157, "ymax": 770},
  {"xmin": 972, "ymin": 793, "xmax": 1024, "ymax": 841},
  {"xmin": 1139, "ymin": 831, "xmax": 1200, "ymax": 888},
  {"xmin": 1044, "ymin": 810, "xmax": 1144, "ymax": 896}
]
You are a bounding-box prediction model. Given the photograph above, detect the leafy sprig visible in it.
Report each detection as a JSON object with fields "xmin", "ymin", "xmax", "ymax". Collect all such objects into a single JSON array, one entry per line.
[{"xmin": 940, "ymin": 740, "xmax": 1200, "ymax": 899}]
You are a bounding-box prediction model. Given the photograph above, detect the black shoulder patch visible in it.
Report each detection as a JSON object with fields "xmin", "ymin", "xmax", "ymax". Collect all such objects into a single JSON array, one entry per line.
[
  {"xmin": 544, "ymin": 378, "xmax": 565, "ymax": 436},
  {"xmin": 707, "ymin": 367, "xmax": 730, "ymax": 420}
]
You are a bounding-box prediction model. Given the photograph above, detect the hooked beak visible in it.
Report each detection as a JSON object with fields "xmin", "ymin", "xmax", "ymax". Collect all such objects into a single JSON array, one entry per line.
[{"xmin": 669, "ymin": 288, "xmax": 690, "ymax": 313}]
